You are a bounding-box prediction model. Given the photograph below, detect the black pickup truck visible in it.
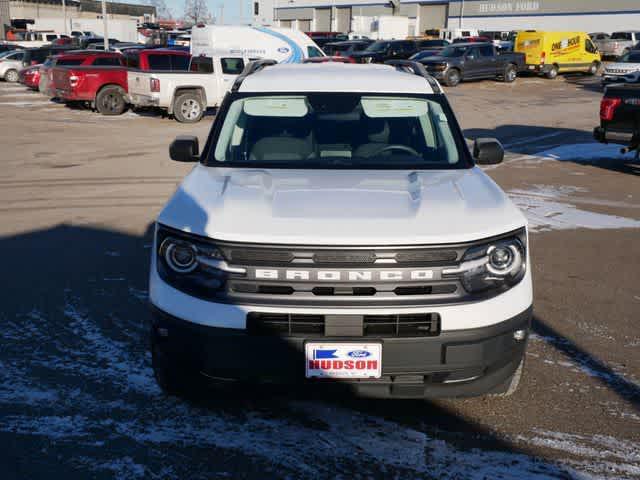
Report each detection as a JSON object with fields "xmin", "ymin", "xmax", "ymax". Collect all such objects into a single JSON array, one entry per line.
[
  {"xmin": 417, "ymin": 43, "xmax": 526, "ymax": 87},
  {"xmin": 594, "ymin": 83, "xmax": 640, "ymax": 157}
]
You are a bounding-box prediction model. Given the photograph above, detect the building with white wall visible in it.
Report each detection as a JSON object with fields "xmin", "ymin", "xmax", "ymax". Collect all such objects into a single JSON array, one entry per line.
[
  {"xmin": 252, "ymin": 0, "xmax": 275, "ymax": 26},
  {"xmin": 269, "ymin": 0, "xmax": 640, "ymax": 37}
]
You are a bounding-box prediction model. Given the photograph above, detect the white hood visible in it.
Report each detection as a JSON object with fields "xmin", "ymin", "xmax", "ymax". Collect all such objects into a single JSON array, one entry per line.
[{"xmin": 158, "ymin": 165, "xmax": 526, "ymax": 246}]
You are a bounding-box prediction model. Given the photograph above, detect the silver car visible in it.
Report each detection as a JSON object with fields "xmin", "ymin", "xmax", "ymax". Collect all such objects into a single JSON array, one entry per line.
[
  {"xmin": 0, "ymin": 50, "xmax": 25, "ymax": 82},
  {"xmin": 598, "ymin": 31, "xmax": 640, "ymax": 58}
]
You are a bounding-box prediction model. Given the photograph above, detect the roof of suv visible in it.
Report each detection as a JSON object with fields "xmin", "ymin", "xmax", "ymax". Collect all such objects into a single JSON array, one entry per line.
[{"xmin": 239, "ymin": 63, "xmax": 436, "ymax": 94}]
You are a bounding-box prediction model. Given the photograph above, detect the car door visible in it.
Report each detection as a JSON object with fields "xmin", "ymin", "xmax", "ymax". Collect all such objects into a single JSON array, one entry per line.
[
  {"xmin": 463, "ymin": 47, "xmax": 483, "ymax": 78},
  {"xmin": 189, "ymin": 56, "xmax": 222, "ymax": 108},
  {"xmin": 477, "ymin": 44, "xmax": 498, "ymax": 77}
]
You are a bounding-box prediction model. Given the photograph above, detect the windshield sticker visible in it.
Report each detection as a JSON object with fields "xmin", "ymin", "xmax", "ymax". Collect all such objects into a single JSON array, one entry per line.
[
  {"xmin": 362, "ymin": 98, "xmax": 429, "ymax": 118},
  {"xmin": 243, "ymin": 97, "xmax": 308, "ymax": 117}
]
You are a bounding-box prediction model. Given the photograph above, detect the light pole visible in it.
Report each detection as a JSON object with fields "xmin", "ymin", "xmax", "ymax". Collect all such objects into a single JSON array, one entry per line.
[
  {"xmin": 459, "ymin": 0, "xmax": 465, "ymax": 28},
  {"xmin": 102, "ymin": 0, "xmax": 108, "ymax": 51},
  {"xmin": 62, "ymin": 0, "xmax": 67, "ymax": 34}
]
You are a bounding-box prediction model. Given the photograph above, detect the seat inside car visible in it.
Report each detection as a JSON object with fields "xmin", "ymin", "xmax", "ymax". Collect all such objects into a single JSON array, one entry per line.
[
  {"xmin": 248, "ymin": 116, "xmax": 314, "ymax": 161},
  {"xmin": 353, "ymin": 118, "xmax": 390, "ymax": 158}
]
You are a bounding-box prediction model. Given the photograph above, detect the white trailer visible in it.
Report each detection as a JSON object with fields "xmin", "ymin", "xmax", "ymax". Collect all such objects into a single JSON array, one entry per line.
[
  {"xmin": 190, "ymin": 25, "xmax": 324, "ymax": 63},
  {"xmin": 352, "ymin": 16, "xmax": 409, "ymax": 40}
]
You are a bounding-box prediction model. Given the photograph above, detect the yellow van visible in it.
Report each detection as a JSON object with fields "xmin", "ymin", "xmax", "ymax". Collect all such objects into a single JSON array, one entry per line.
[{"xmin": 514, "ymin": 31, "xmax": 601, "ymax": 79}]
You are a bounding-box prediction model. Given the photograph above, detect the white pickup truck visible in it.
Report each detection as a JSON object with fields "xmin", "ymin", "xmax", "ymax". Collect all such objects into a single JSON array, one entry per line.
[{"xmin": 127, "ymin": 55, "xmax": 249, "ymax": 123}]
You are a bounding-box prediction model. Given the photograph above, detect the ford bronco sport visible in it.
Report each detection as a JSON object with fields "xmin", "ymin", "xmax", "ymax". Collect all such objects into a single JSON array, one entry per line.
[{"xmin": 150, "ymin": 60, "xmax": 533, "ymax": 399}]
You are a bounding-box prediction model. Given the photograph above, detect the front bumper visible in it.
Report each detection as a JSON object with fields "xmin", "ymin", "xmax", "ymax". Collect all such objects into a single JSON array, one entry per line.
[{"xmin": 150, "ymin": 304, "xmax": 532, "ymax": 398}]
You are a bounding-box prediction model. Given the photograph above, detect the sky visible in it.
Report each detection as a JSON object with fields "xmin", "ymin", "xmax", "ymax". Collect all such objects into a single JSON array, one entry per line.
[{"xmin": 164, "ymin": 0, "xmax": 251, "ymax": 24}]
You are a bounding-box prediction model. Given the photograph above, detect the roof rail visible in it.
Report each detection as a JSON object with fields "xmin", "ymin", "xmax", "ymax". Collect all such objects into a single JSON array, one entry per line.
[
  {"xmin": 231, "ymin": 59, "xmax": 278, "ymax": 92},
  {"xmin": 384, "ymin": 59, "xmax": 443, "ymax": 94}
]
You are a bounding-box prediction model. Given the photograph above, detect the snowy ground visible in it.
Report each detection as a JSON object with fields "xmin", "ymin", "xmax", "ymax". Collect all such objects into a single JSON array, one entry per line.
[{"xmin": 2, "ymin": 292, "xmax": 639, "ymax": 479}]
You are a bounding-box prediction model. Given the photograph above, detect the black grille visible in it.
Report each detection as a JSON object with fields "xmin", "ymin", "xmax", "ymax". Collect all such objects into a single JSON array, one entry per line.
[
  {"xmin": 313, "ymin": 251, "xmax": 376, "ymax": 264},
  {"xmin": 247, "ymin": 313, "xmax": 324, "ymax": 336},
  {"xmin": 395, "ymin": 250, "xmax": 458, "ymax": 264},
  {"xmin": 246, "ymin": 313, "xmax": 441, "ymax": 337},
  {"xmin": 220, "ymin": 244, "xmax": 463, "ymax": 267},
  {"xmin": 227, "ymin": 249, "xmax": 294, "ymax": 265},
  {"xmin": 363, "ymin": 314, "xmax": 440, "ymax": 337}
]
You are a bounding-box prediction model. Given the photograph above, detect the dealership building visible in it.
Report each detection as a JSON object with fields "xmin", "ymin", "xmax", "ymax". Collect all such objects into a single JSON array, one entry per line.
[{"xmin": 269, "ymin": 0, "xmax": 640, "ymax": 36}]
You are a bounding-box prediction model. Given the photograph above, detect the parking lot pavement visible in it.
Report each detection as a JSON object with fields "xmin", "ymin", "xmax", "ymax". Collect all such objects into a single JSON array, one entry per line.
[{"xmin": 1, "ymin": 76, "xmax": 639, "ymax": 479}]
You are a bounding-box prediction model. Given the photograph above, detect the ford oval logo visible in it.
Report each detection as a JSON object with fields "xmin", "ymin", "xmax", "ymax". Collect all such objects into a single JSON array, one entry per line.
[
  {"xmin": 348, "ymin": 350, "xmax": 371, "ymax": 358},
  {"xmin": 277, "ymin": 47, "xmax": 290, "ymax": 54}
]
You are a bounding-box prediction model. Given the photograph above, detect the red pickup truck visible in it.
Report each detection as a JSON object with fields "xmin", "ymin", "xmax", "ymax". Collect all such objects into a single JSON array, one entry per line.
[
  {"xmin": 43, "ymin": 51, "xmax": 123, "ymax": 97},
  {"xmin": 52, "ymin": 49, "xmax": 190, "ymax": 116}
]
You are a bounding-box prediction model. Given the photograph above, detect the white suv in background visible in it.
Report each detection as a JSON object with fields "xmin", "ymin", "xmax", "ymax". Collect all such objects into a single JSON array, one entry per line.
[
  {"xmin": 0, "ymin": 50, "xmax": 25, "ymax": 83},
  {"xmin": 149, "ymin": 60, "xmax": 533, "ymax": 399}
]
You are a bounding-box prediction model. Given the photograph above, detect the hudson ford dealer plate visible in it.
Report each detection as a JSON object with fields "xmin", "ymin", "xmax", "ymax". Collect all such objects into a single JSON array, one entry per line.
[{"xmin": 305, "ymin": 343, "xmax": 382, "ymax": 379}]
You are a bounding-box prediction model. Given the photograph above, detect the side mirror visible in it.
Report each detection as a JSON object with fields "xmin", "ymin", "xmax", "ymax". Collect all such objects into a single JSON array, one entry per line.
[
  {"xmin": 169, "ymin": 135, "xmax": 199, "ymax": 162},
  {"xmin": 473, "ymin": 138, "xmax": 504, "ymax": 165}
]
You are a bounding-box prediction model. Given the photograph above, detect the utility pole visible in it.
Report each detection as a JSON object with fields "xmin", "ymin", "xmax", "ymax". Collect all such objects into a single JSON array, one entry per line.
[
  {"xmin": 62, "ymin": 0, "xmax": 67, "ymax": 34},
  {"xmin": 102, "ymin": 0, "xmax": 108, "ymax": 51},
  {"xmin": 219, "ymin": 4, "xmax": 224, "ymax": 25}
]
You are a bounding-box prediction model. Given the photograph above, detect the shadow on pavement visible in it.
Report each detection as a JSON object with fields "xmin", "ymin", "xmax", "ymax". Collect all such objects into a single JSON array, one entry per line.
[
  {"xmin": 465, "ymin": 124, "xmax": 640, "ymax": 176},
  {"xmin": 532, "ymin": 315, "xmax": 639, "ymax": 411},
  {"xmin": 0, "ymin": 223, "xmax": 603, "ymax": 479}
]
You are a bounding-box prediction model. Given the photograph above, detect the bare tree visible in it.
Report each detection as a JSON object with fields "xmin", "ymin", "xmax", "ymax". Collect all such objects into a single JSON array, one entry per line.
[
  {"xmin": 148, "ymin": 0, "xmax": 172, "ymax": 20},
  {"xmin": 183, "ymin": 0, "xmax": 213, "ymax": 25}
]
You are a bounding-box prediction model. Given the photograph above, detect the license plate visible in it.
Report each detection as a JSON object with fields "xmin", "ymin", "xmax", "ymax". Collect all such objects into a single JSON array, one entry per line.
[
  {"xmin": 528, "ymin": 65, "xmax": 535, "ymax": 70},
  {"xmin": 305, "ymin": 343, "xmax": 382, "ymax": 379}
]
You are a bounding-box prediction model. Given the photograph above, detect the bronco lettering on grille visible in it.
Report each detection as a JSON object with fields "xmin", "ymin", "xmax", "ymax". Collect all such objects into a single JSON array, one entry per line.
[{"xmin": 254, "ymin": 269, "xmax": 434, "ymax": 282}]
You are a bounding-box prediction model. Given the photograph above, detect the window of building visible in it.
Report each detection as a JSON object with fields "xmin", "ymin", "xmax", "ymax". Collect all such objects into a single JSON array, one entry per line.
[{"xmin": 254, "ymin": 2, "xmax": 259, "ymax": 16}]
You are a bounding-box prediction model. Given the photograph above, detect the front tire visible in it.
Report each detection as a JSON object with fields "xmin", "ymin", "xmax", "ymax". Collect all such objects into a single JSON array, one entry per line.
[
  {"xmin": 545, "ymin": 65, "xmax": 559, "ymax": 79},
  {"xmin": 173, "ymin": 92, "xmax": 205, "ymax": 123},
  {"xmin": 4, "ymin": 69, "xmax": 19, "ymax": 83},
  {"xmin": 444, "ymin": 68, "xmax": 461, "ymax": 87},
  {"xmin": 95, "ymin": 85, "xmax": 126, "ymax": 115},
  {"xmin": 502, "ymin": 64, "xmax": 517, "ymax": 83}
]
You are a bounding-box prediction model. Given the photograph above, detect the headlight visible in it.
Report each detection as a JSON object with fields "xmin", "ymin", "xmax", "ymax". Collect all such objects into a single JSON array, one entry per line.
[
  {"xmin": 160, "ymin": 238, "xmax": 198, "ymax": 273},
  {"xmin": 155, "ymin": 225, "xmax": 245, "ymax": 298},
  {"xmin": 443, "ymin": 231, "xmax": 527, "ymax": 294}
]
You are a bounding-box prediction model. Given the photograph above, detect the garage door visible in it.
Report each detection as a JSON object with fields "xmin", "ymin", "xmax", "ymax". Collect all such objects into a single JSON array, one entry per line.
[
  {"xmin": 418, "ymin": 4, "xmax": 448, "ymax": 33},
  {"xmin": 315, "ymin": 8, "xmax": 331, "ymax": 32},
  {"xmin": 336, "ymin": 7, "xmax": 351, "ymax": 33},
  {"xmin": 280, "ymin": 20, "xmax": 293, "ymax": 29},
  {"xmin": 298, "ymin": 19, "xmax": 312, "ymax": 32}
]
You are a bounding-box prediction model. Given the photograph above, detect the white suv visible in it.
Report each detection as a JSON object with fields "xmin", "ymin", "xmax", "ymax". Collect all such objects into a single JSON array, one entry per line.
[
  {"xmin": 150, "ymin": 61, "xmax": 533, "ymax": 399},
  {"xmin": 0, "ymin": 50, "xmax": 25, "ymax": 83}
]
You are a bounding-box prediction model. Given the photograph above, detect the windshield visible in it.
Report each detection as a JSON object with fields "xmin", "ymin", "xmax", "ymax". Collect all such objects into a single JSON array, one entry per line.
[
  {"xmin": 365, "ymin": 41, "xmax": 390, "ymax": 53},
  {"xmin": 210, "ymin": 94, "xmax": 465, "ymax": 169},
  {"xmin": 621, "ymin": 52, "xmax": 640, "ymax": 63},
  {"xmin": 440, "ymin": 46, "xmax": 468, "ymax": 57}
]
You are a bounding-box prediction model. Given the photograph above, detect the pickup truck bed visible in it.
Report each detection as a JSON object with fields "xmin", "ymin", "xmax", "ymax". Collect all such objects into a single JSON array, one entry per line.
[{"xmin": 594, "ymin": 83, "xmax": 640, "ymax": 155}]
